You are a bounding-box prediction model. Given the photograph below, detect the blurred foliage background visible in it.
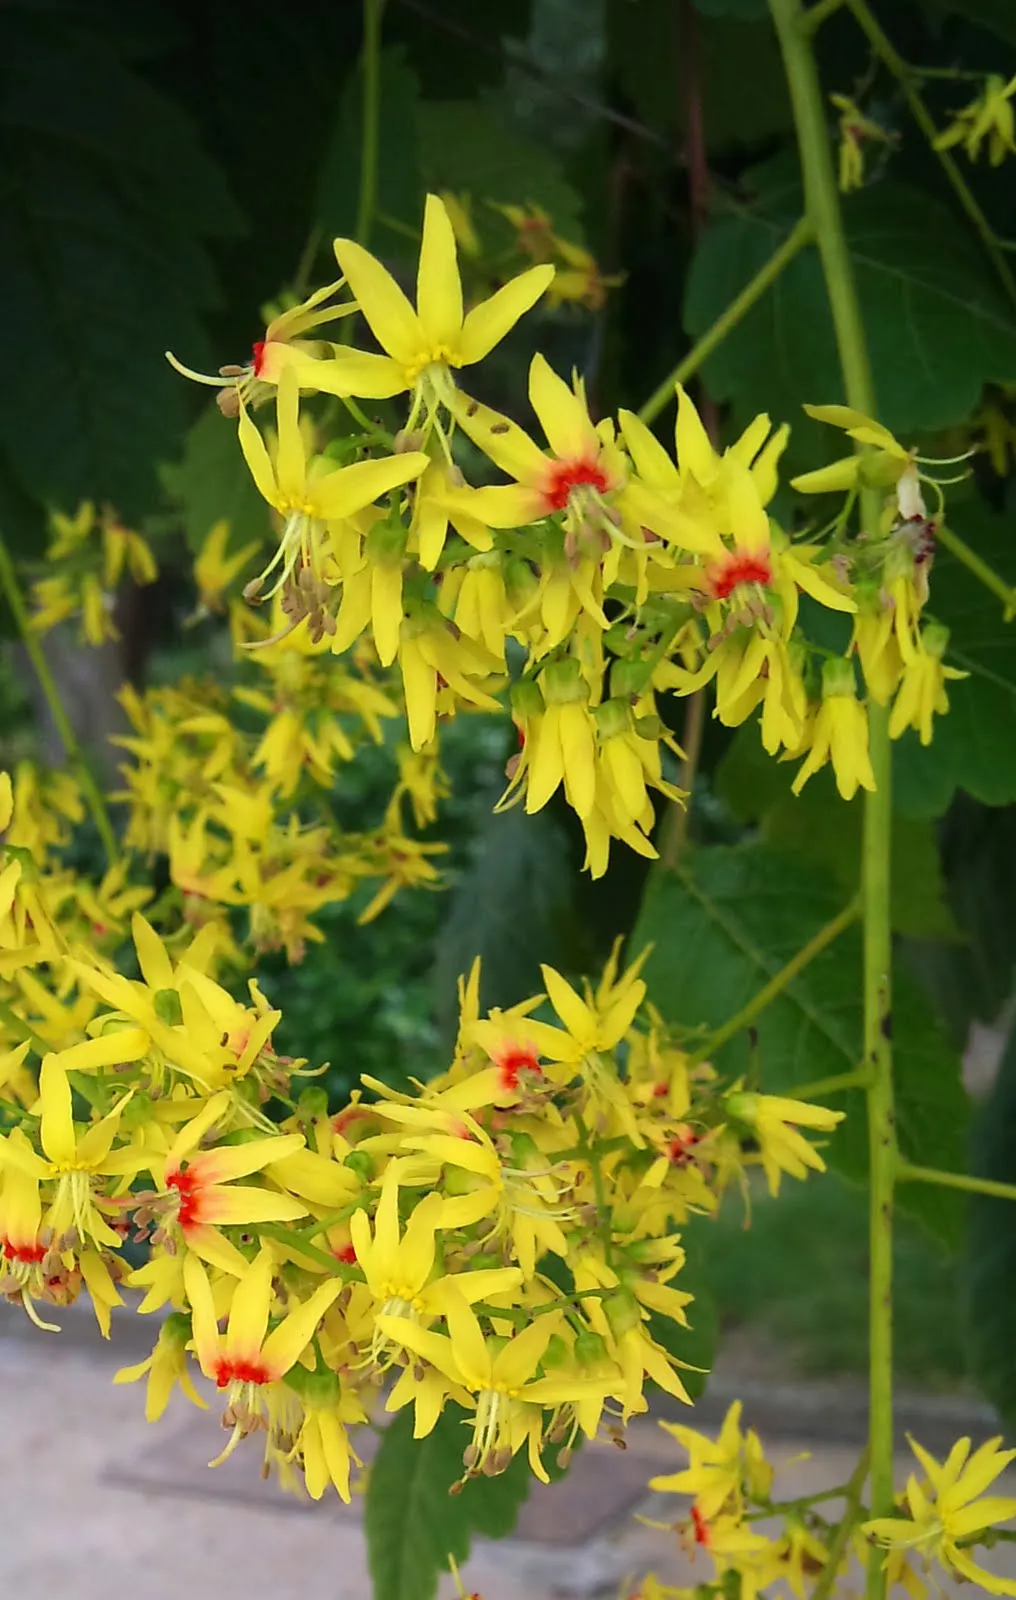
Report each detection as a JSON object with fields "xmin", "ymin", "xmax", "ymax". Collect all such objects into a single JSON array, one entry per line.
[{"xmin": 5, "ymin": 0, "xmax": 1016, "ymax": 1402}]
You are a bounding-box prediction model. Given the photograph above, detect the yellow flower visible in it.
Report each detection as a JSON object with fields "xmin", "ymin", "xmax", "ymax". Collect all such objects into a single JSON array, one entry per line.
[
  {"xmin": 865, "ymin": 1433, "xmax": 1016, "ymax": 1595},
  {"xmin": 830, "ymin": 94, "xmax": 895, "ymax": 192},
  {"xmin": 114, "ymin": 1311, "xmax": 209, "ymax": 1421},
  {"xmin": 650, "ymin": 1401, "xmax": 773, "ymax": 1519},
  {"xmin": 304, "ymin": 194, "xmax": 554, "ymax": 411},
  {"xmin": 724, "ymin": 1090, "xmax": 844, "ymax": 1195},
  {"xmin": 192, "ymin": 520, "xmax": 260, "ymax": 615},
  {"xmin": 935, "ymin": 74, "xmax": 1016, "ymax": 166},
  {"xmin": 888, "ymin": 622, "xmax": 967, "ymax": 745},
  {"xmin": 185, "ymin": 1248, "xmax": 343, "ymax": 1460},
  {"xmin": 791, "ymin": 404, "xmax": 913, "ymax": 498},
  {"xmin": 239, "ymin": 366, "xmax": 428, "ymax": 599},
  {"xmin": 791, "ymin": 656, "xmax": 876, "ymax": 801}
]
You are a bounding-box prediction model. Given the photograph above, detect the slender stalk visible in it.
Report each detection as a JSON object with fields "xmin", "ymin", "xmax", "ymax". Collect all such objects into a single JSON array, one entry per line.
[
  {"xmin": 897, "ymin": 1161, "xmax": 1016, "ymax": 1203},
  {"xmin": 355, "ymin": 0, "xmax": 384, "ymax": 247},
  {"xmin": 937, "ymin": 522, "xmax": 1016, "ymax": 620},
  {"xmin": 0, "ymin": 531, "xmax": 117, "ymax": 867},
  {"xmin": 801, "ymin": 0, "xmax": 847, "ymax": 30},
  {"xmin": 659, "ymin": 688, "xmax": 706, "ymax": 869},
  {"xmin": 793, "ymin": 1066, "xmax": 872, "ymax": 1101},
  {"xmin": 687, "ymin": 893, "xmax": 860, "ymax": 1066},
  {"xmin": 768, "ymin": 6, "xmax": 894, "ymax": 1595},
  {"xmin": 637, "ymin": 216, "xmax": 813, "ymax": 425},
  {"xmin": 844, "ymin": 0, "xmax": 1016, "ymax": 310},
  {"xmin": 810, "ymin": 1448, "xmax": 872, "ymax": 1600}
]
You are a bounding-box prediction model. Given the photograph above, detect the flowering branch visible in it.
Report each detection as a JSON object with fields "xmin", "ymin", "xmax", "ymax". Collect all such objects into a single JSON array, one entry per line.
[{"xmin": 637, "ymin": 215, "xmax": 813, "ymax": 425}]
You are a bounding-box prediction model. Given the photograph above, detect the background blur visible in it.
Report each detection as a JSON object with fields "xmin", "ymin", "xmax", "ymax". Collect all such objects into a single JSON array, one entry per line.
[{"xmin": 4, "ymin": 0, "xmax": 1016, "ymax": 1402}]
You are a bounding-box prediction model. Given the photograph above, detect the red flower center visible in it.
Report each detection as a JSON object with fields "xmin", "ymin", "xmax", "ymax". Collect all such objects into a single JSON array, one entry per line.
[
  {"xmin": 252, "ymin": 340, "xmax": 267, "ymax": 377},
  {"xmin": 213, "ymin": 1355, "xmax": 271, "ymax": 1389},
  {"xmin": 708, "ymin": 550, "xmax": 772, "ymax": 601},
  {"xmin": 166, "ymin": 1166, "xmax": 203, "ymax": 1230},
  {"xmin": 495, "ymin": 1043, "xmax": 543, "ymax": 1093},
  {"xmin": 2, "ymin": 1237, "xmax": 46, "ymax": 1264},
  {"xmin": 667, "ymin": 1127, "xmax": 701, "ymax": 1167},
  {"xmin": 333, "ymin": 1242, "xmax": 357, "ymax": 1265},
  {"xmin": 691, "ymin": 1504, "xmax": 711, "ymax": 1547},
  {"xmin": 541, "ymin": 457, "xmax": 611, "ymax": 514}
]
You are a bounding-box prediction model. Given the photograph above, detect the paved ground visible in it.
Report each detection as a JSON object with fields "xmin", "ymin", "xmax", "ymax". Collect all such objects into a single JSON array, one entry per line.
[{"xmin": 2, "ymin": 1305, "xmax": 1013, "ymax": 1600}]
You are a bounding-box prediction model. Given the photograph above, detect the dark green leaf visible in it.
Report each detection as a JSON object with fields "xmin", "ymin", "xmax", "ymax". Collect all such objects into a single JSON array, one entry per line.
[
  {"xmin": 968, "ymin": 1026, "xmax": 1016, "ymax": 1427},
  {"xmin": 161, "ymin": 402, "xmax": 273, "ymax": 555},
  {"xmin": 0, "ymin": 9, "xmax": 239, "ymax": 519},
  {"xmin": 316, "ymin": 47, "xmax": 424, "ymax": 245},
  {"xmin": 415, "ymin": 100, "xmax": 585, "ymax": 242},
  {"xmin": 365, "ymin": 1405, "xmax": 533, "ymax": 1600},
  {"xmin": 716, "ymin": 722, "xmax": 957, "ymax": 939},
  {"xmin": 633, "ymin": 842, "xmax": 970, "ymax": 1244},
  {"xmin": 684, "ymin": 172, "xmax": 1016, "ymax": 471}
]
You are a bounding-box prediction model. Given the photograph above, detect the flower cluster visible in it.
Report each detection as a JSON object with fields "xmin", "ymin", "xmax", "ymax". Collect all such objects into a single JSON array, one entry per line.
[
  {"xmin": 163, "ymin": 193, "xmax": 965, "ymax": 874},
  {"xmin": 630, "ymin": 1410, "xmax": 1016, "ymax": 1600},
  {"xmin": 29, "ymin": 502, "xmax": 158, "ymax": 647},
  {"xmin": 0, "ymin": 872, "xmax": 843, "ymax": 1500}
]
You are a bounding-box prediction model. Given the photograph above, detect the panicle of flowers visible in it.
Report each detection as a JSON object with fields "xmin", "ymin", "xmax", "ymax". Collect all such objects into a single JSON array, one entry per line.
[
  {"xmin": 29, "ymin": 501, "xmax": 158, "ymax": 647},
  {"xmin": 162, "ymin": 192, "xmax": 972, "ymax": 871},
  {"xmin": 0, "ymin": 869, "xmax": 845, "ymax": 1500}
]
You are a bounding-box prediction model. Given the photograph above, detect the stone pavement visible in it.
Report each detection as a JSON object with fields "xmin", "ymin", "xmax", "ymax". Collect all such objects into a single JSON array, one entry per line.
[{"xmin": 2, "ymin": 1304, "xmax": 1013, "ymax": 1600}]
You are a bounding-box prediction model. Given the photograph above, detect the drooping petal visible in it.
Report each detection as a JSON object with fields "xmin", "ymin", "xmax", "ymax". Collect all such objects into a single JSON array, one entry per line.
[
  {"xmin": 38, "ymin": 1056, "xmax": 76, "ymax": 1167},
  {"xmin": 457, "ymin": 265, "xmax": 555, "ymax": 365},
  {"xmin": 416, "ymin": 194, "xmax": 464, "ymax": 348},
  {"xmin": 332, "ymin": 237, "xmax": 425, "ymax": 365},
  {"xmin": 237, "ymin": 401, "xmax": 279, "ymax": 507},
  {"xmin": 274, "ymin": 366, "xmax": 305, "ymax": 503}
]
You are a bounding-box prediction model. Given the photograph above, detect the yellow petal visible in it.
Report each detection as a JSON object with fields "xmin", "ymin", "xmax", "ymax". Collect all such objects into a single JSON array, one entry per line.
[
  {"xmin": 332, "ymin": 237, "xmax": 424, "ymax": 365},
  {"xmin": 452, "ymin": 393, "xmax": 548, "ymax": 484},
  {"xmin": 260, "ymin": 1277, "xmax": 343, "ymax": 1377},
  {"xmin": 183, "ymin": 1252, "xmax": 221, "ymax": 1378},
  {"xmin": 617, "ymin": 410, "xmax": 680, "ymax": 489},
  {"xmin": 197, "ymin": 1186, "xmax": 308, "ymax": 1226},
  {"xmin": 55, "ymin": 1030, "xmax": 149, "ymax": 1075},
  {"xmin": 132, "ymin": 912, "xmax": 174, "ymax": 991},
  {"xmin": 0, "ymin": 772, "xmax": 12, "ymax": 833},
  {"xmin": 540, "ymin": 964, "xmax": 595, "ymax": 1042},
  {"xmin": 493, "ymin": 1313, "xmax": 559, "ymax": 1389},
  {"xmin": 225, "ymin": 1248, "xmax": 274, "ymax": 1362},
  {"xmin": 457, "ymin": 265, "xmax": 555, "ymax": 365},
  {"xmin": 274, "ymin": 366, "xmax": 305, "ymax": 502},
  {"xmin": 38, "ymin": 1056, "xmax": 76, "ymax": 1167},
  {"xmin": 237, "ymin": 398, "xmax": 279, "ymax": 506},
  {"xmin": 311, "ymin": 452, "xmax": 429, "ymax": 523},
  {"xmin": 675, "ymin": 385, "xmax": 717, "ymax": 482},
  {"xmin": 292, "ymin": 350, "xmax": 408, "ymax": 400},
  {"xmin": 416, "ymin": 194, "xmax": 464, "ymax": 348},
  {"xmin": 529, "ymin": 353, "xmax": 598, "ymax": 461}
]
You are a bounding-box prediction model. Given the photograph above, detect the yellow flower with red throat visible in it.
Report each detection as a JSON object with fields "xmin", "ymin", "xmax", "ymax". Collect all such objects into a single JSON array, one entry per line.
[{"xmin": 185, "ymin": 1247, "xmax": 343, "ymax": 1463}]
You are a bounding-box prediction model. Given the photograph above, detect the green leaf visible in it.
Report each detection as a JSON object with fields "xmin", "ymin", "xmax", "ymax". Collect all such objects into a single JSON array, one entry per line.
[
  {"xmin": 633, "ymin": 842, "xmax": 970, "ymax": 1245},
  {"xmin": 716, "ymin": 722, "xmax": 957, "ymax": 939},
  {"xmin": 928, "ymin": 0, "xmax": 1016, "ymax": 46},
  {"xmin": 684, "ymin": 170, "xmax": 1016, "ymax": 471},
  {"xmin": 161, "ymin": 402, "xmax": 273, "ymax": 555},
  {"xmin": 415, "ymin": 100, "xmax": 585, "ymax": 243},
  {"xmin": 365, "ymin": 1404, "xmax": 533, "ymax": 1600},
  {"xmin": 892, "ymin": 499, "xmax": 1016, "ymax": 817},
  {"xmin": 316, "ymin": 47, "xmax": 424, "ymax": 245},
  {"xmin": 968, "ymin": 1027, "xmax": 1016, "ymax": 1428},
  {"xmin": 0, "ymin": 8, "xmax": 240, "ymax": 520}
]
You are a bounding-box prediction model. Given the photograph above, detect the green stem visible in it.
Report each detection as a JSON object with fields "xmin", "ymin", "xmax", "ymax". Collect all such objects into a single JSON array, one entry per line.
[
  {"xmin": 844, "ymin": 0, "xmax": 1016, "ymax": 310},
  {"xmin": 687, "ymin": 893, "xmax": 860, "ymax": 1067},
  {"xmin": 800, "ymin": 0, "xmax": 847, "ymax": 30},
  {"xmin": 637, "ymin": 216, "xmax": 813, "ymax": 425},
  {"xmin": 896, "ymin": 1161, "xmax": 1016, "ymax": 1203},
  {"xmin": 810, "ymin": 1448, "xmax": 872, "ymax": 1600},
  {"xmin": 937, "ymin": 522, "xmax": 1016, "ymax": 621},
  {"xmin": 575, "ymin": 1111, "xmax": 614, "ymax": 1265},
  {"xmin": 768, "ymin": 7, "xmax": 894, "ymax": 1597},
  {"xmin": 793, "ymin": 1065, "xmax": 872, "ymax": 1101},
  {"xmin": 355, "ymin": 0, "xmax": 384, "ymax": 247},
  {"xmin": 659, "ymin": 688, "xmax": 706, "ymax": 869},
  {"xmin": 0, "ymin": 532, "xmax": 117, "ymax": 867}
]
